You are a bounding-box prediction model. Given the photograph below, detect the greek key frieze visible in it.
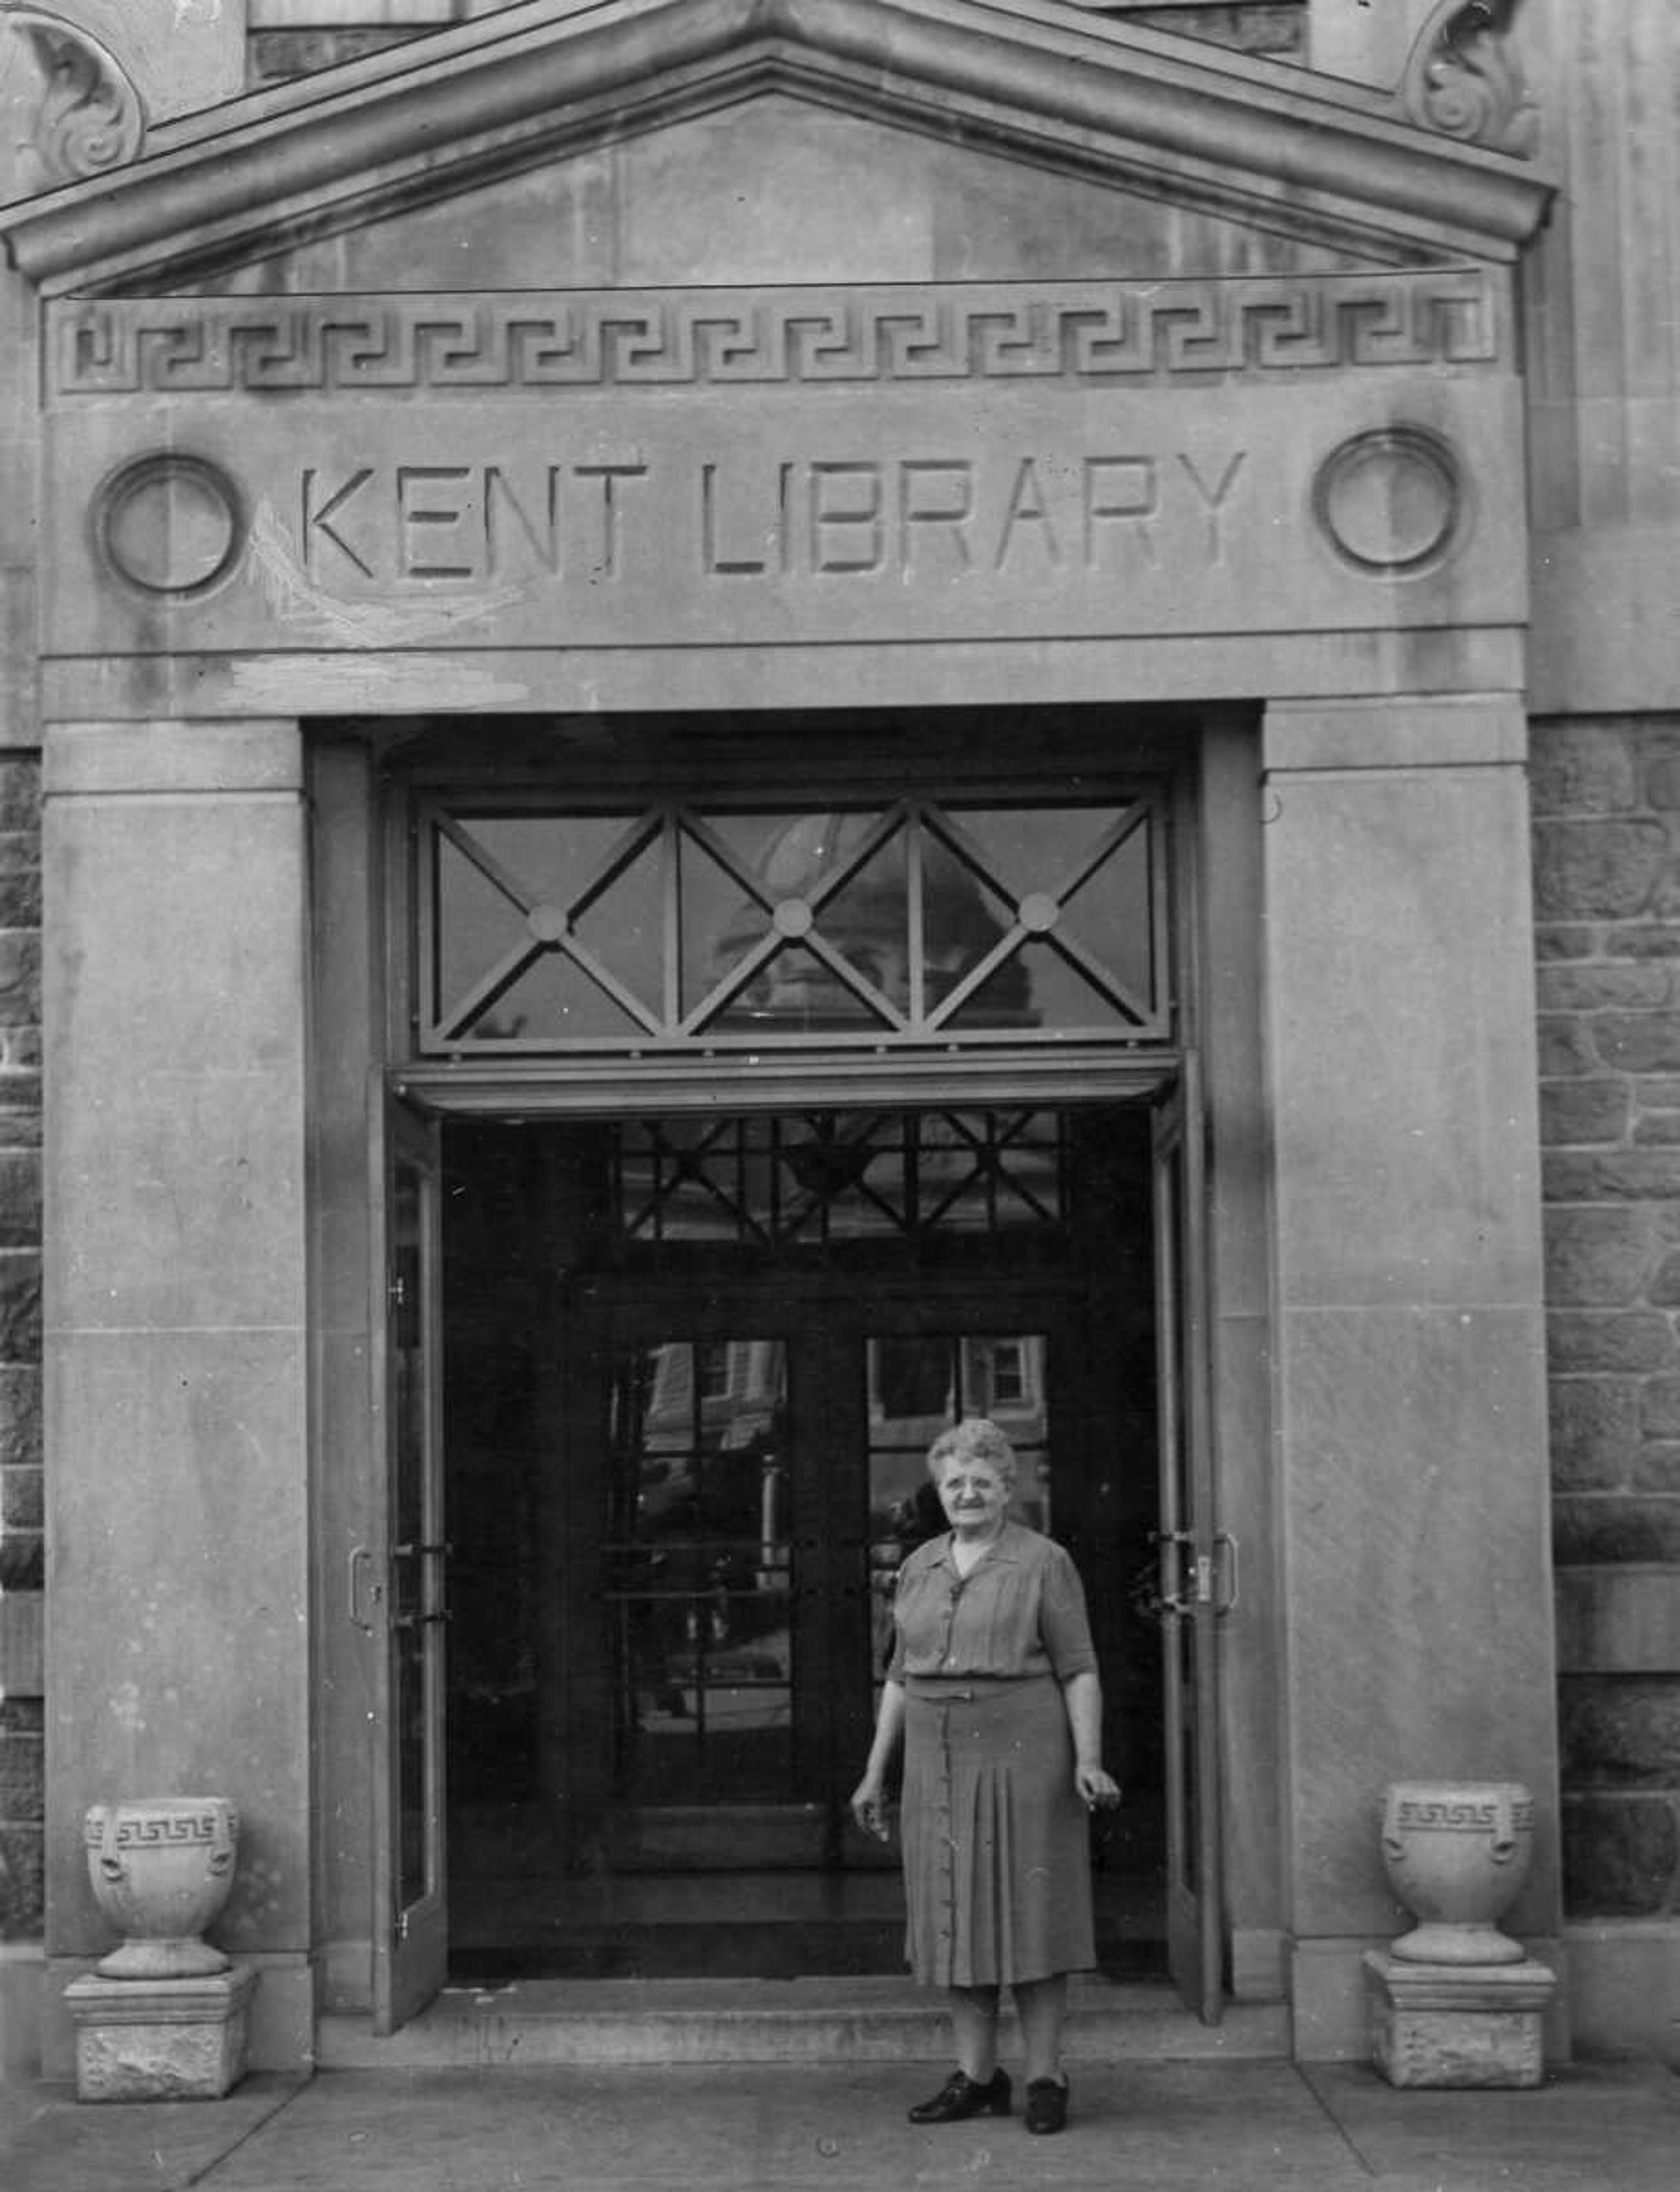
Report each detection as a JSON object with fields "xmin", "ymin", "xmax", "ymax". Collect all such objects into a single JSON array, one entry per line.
[
  {"xmin": 1395, "ymin": 1797, "xmax": 1536, "ymax": 1832},
  {"xmin": 83, "ymin": 1810, "xmax": 222, "ymax": 1846},
  {"xmin": 49, "ymin": 274, "xmax": 1505, "ymax": 399}
]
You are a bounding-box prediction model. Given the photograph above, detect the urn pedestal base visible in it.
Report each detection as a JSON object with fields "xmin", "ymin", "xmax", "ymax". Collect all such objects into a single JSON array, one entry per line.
[
  {"xmin": 1363, "ymin": 1950, "xmax": 1556, "ymax": 2089},
  {"xmin": 66, "ymin": 1964, "xmax": 257, "ymax": 2101}
]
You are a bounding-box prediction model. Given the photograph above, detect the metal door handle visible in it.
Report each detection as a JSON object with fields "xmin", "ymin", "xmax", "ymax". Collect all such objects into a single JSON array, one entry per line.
[
  {"xmin": 349, "ymin": 1547, "xmax": 384, "ymax": 1632},
  {"xmin": 1147, "ymin": 1530, "xmax": 1239, "ymax": 1617},
  {"xmin": 1213, "ymin": 1531, "xmax": 1239, "ymax": 1613}
]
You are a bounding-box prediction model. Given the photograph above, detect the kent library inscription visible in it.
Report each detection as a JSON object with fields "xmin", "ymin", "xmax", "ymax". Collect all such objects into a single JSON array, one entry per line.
[
  {"xmin": 46, "ymin": 278, "xmax": 1519, "ymax": 653},
  {"xmin": 293, "ymin": 450, "xmax": 1250, "ymax": 587}
]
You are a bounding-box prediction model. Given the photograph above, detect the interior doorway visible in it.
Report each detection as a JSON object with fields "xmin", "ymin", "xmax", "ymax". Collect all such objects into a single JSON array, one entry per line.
[{"xmin": 441, "ymin": 1100, "xmax": 1167, "ymax": 1979}]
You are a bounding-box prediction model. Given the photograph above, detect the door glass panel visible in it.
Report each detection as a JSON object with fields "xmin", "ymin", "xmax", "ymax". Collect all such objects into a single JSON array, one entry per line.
[
  {"xmin": 1158, "ymin": 1132, "xmax": 1198, "ymax": 1898},
  {"xmin": 864, "ymin": 1333, "xmax": 1050, "ymax": 1686},
  {"xmin": 604, "ymin": 1339, "xmax": 794, "ymax": 1802},
  {"xmin": 1177, "ymin": 1617, "xmax": 1199, "ymax": 1894},
  {"xmin": 392, "ymin": 1157, "xmax": 433, "ymax": 1915}
]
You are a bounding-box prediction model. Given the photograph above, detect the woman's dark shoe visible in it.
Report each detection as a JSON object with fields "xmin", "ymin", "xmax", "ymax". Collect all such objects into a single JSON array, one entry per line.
[
  {"xmin": 907, "ymin": 2069, "xmax": 1012, "ymax": 2123},
  {"xmin": 1024, "ymin": 2076, "xmax": 1069, "ymax": 2135}
]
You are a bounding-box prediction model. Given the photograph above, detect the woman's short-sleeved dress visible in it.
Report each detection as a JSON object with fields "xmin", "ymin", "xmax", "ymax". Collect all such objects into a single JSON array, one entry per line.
[{"xmin": 888, "ymin": 1519, "xmax": 1100, "ymax": 1989}]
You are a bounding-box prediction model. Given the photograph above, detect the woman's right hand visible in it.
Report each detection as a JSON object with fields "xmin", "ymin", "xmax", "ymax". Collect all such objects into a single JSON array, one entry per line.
[{"xmin": 850, "ymin": 1773, "xmax": 892, "ymax": 1843}]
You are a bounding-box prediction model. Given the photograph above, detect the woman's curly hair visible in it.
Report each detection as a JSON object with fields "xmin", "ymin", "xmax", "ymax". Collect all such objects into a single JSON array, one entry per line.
[{"xmin": 926, "ymin": 1416, "xmax": 1018, "ymax": 1491}]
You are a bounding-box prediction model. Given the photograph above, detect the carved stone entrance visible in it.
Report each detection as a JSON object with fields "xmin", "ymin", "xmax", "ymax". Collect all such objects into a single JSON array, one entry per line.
[{"xmin": 10, "ymin": 0, "xmax": 1559, "ymax": 2072}]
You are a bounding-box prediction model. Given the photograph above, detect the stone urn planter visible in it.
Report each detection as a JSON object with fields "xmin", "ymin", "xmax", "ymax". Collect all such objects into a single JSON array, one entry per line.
[
  {"xmin": 84, "ymin": 1798, "xmax": 240, "ymax": 1979},
  {"xmin": 1380, "ymin": 1781, "xmax": 1534, "ymax": 1965}
]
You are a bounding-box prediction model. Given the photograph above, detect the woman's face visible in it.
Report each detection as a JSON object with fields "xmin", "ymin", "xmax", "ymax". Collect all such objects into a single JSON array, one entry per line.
[{"xmin": 935, "ymin": 1454, "xmax": 1012, "ymax": 1535}]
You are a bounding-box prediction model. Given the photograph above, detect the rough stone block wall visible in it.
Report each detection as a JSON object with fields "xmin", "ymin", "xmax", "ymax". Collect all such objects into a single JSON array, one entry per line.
[
  {"xmin": 0, "ymin": 749, "xmax": 40, "ymax": 1939},
  {"xmin": 1534, "ymin": 718, "xmax": 1680, "ymax": 1918}
]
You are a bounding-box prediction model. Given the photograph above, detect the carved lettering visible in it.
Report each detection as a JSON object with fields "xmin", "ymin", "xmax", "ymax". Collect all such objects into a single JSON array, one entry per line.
[
  {"xmin": 995, "ymin": 458, "xmax": 1062, "ymax": 572},
  {"xmin": 701, "ymin": 462, "xmax": 792, "ymax": 576},
  {"xmin": 1084, "ymin": 458, "xmax": 1159, "ymax": 569},
  {"xmin": 1178, "ymin": 450, "xmax": 1248, "ymax": 567},
  {"xmin": 289, "ymin": 447, "xmax": 1250, "ymax": 592},
  {"xmin": 397, "ymin": 466, "xmax": 475, "ymax": 581},
  {"xmin": 809, "ymin": 463, "xmax": 885, "ymax": 575},
  {"xmin": 576, "ymin": 463, "xmax": 648, "ymax": 579},
  {"xmin": 298, "ymin": 461, "xmax": 651, "ymax": 584},
  {"xmin": 898, "ymin": 461, "xmax": 975, "ymax": 573},
  {"xmin": 485, "ymin": 465, "xmax": 561, "ymax": 574},
  {"xmin": 302, "ymin": 466, "xmax": 374, "ymax": 578}
]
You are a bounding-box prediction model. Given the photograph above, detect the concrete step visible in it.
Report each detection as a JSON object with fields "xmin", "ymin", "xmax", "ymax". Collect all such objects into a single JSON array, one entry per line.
[{"xmin": 317, "ymin": 1977, "xmax": 1292, "ymax": 2068}]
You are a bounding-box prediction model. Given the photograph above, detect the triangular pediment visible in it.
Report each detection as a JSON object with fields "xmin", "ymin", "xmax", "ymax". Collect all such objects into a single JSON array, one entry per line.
[
  {"xmin": 0, "ymin": 0, "xmax": 1553, "ymax": 296},
  {"xmin": 211, "ymin": 90, "xmax": 1383, "ymax": 299}
]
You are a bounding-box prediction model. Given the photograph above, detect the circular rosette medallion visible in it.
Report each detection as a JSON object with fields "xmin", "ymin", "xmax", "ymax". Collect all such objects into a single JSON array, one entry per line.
[
  {"xmin": 1312, "ymin": 428, "xmax": 1466, "ymax": 578},
  {"xmin": 94, "ymin": 454, "xmax": 245, "ymax": 601}
]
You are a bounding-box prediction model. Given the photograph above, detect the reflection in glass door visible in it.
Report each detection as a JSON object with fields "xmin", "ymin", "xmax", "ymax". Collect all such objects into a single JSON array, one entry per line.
[
  {"xmin": 865, "ymin": 1332, "xmax": 1050, "ymax": 1692},
  {"xmin": 604, "ymin": 1338, "xmax": 794, "ymax": 1806}
]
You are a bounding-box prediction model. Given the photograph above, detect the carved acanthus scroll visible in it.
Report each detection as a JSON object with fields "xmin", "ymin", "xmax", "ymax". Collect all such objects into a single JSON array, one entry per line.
[
  {"xmin": 1403, "ymin": 0, "xmax": 1538, "ymax": 159},
  {"xmin": 0, "ymin": 8, "xmax": 145, "ymax": 189}
]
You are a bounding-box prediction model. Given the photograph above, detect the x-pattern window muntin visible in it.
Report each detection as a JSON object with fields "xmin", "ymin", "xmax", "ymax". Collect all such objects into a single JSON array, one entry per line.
[
  {"xmin": 418, "ymin": 788, "xmax": 1169, "ymax": 1057},
  {"xmin": 613, "ymin": 1110, "xmax": 1067, "ymax": 1248}
]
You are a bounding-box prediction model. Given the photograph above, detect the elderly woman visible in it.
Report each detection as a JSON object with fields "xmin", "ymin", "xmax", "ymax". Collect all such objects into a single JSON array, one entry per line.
[{"xmin": 850, "ymin": 1417, "xmax": 1120, "ymax": 2136}]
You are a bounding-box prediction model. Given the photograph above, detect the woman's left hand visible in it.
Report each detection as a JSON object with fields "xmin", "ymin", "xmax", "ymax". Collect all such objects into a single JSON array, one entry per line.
[{"xmin": 1075, "ymin": 1765, "xmax": 1122, "ymax": 1812}]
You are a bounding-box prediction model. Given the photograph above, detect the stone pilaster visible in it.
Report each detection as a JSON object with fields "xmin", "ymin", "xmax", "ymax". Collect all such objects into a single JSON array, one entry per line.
[
  {"xmin": 1261, "ymin": 694, "xmax": 1562, "ymax": 2059},
  {"xmin": 40, "ymin": 720, "xmax": 312, "ymax": 2075}
]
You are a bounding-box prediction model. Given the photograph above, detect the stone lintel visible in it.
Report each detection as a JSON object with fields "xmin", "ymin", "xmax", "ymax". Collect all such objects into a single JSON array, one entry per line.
[
  {"xmin": 38, "ymin": 630, "xmax": 1532, "ymax": 726},
  {"xmin": 1263, "ymin": 692, "xmax": 1528, "ymax": 774},
  {"xmin": 43, "ymin": 719, "xmax": 303, "ymax": 800}
]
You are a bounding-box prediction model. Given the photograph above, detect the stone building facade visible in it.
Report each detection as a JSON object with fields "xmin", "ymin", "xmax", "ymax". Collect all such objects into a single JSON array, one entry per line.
[{"xmin": 0, "ymin": 0, "xmax": 1675, "ymax": 2080}]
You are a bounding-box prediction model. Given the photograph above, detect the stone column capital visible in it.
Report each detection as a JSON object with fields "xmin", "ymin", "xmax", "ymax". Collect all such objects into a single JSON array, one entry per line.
[
  {"xmin": 42, "ymin": 719, "xmax": 302, "ymax": 799},
  {"xmin": 1261, "ymin": 692, "xmax": 1527, "ymax": 775},
  {"xmin": 1, "ymin": 3, "xmax": 245, "ymax": 133}
]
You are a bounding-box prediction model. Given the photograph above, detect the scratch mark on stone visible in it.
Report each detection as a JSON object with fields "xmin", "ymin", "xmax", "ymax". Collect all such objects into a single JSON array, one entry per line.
[{"xmin": 243, "ymin": 498, "xmax": 528, "ymax": 648}]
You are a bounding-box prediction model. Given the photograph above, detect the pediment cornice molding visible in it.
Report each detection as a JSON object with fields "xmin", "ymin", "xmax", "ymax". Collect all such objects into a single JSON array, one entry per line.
[{"xmin": 0, "ymin": 0, "xmax": 1556, "ymax": 295}]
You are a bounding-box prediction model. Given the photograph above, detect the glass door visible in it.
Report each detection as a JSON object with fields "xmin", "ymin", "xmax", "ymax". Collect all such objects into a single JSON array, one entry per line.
[
  {"xmin": 441, "ymin": 1105, "xmax": 1168, "ymax": 1978},
  {"xmin": 559, "ymin": 1297, "xmax": 1094, "ymax": 1875},
  {"xmin": 371, "ymin": 1098, "xmax": 449, "ymax": 2032},
  {"xmin": 594, "ymin": 1329, "xmax": 822, "ymax": 1866},
  {"xmin": 1152, "ymin": 1056, "xmax": 1225, "ymax": 2023}
]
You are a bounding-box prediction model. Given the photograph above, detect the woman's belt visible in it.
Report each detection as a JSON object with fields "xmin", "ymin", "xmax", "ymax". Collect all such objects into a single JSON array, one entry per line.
[{"xmin": 902, "ymin": 1671, "xmax": 1058, "ymax": 1701}]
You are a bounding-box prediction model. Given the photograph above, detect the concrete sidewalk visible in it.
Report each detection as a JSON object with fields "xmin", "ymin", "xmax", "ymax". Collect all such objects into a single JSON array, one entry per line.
[{"xmin": 3, "ymin": 2057, "xmax": 1679, "ymax": 2192}]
